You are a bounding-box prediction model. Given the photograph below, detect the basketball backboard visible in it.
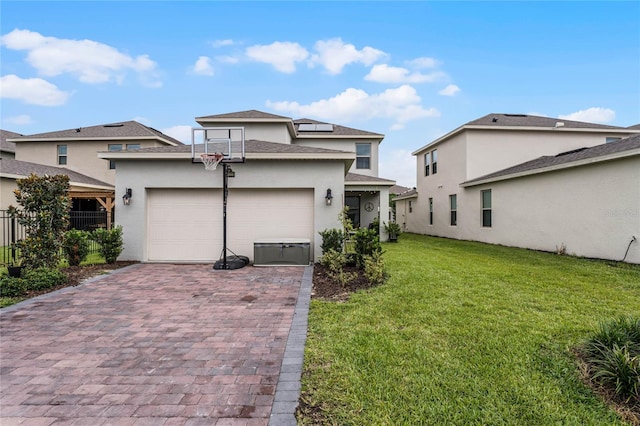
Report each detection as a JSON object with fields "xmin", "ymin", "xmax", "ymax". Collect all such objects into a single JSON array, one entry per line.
[{"xmin": 191, "ymin": 127, "xmax": 246, "ymax": 164}]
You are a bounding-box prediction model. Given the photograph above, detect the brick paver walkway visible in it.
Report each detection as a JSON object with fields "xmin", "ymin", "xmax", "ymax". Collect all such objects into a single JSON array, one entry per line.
[{"xmin": 0, "ymin": 263, "xmax": 311, "ymax": 425}]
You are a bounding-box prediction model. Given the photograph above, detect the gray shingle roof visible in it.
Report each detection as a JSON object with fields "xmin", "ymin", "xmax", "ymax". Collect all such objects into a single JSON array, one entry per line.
[
  {"xmin": 116, "ymin": 139, "xmax": 353, "ymax": 155},
  {"xmin": 393, "ymin": 188, "xmax": 418, "ymax": 200},
  {"xmin": 467, "ymin": 113, "xmax": 627, "ymax": 130},
  {"xmin": 345, "ymin": 172, "xmax": 395, "ymax": 185},
  {"xmin": 196, "ymin": 110, "xmax": 291, "ymax": 120},
  {"xmin": 462, "ymin": 134, "xmax": 640, "ymax": 186},
  {"xmin": 10, "ymin": 121, "xmax": 183, "ymax": 145},
  {"xmin": 628, "ymin": 124, "xmax": 640, "ymax": 130},
  {"xmin": 1, "ymin": 130, "xmax": 21, "ymax": 153},
  {"xmin": 293, "ymin": 118, "xmax": 383, "ymax": 137},
  {"xmin": 390, "ymin": 184, "xmax": 411, "ymax": 195},
  {"xmin": 1, "ymin": 158, "xmax": 113, "ymax": 187}
]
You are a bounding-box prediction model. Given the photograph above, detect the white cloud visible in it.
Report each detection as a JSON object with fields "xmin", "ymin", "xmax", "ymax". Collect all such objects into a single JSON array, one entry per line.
[
  {"xmin": 438, "ymin": 84, "xmax": 460, "ymax": 96},
  {"xmin": 309, "ymin": 38, "xmax": 386, "ymax": 74},
  {"xmin": 558, "ymin": 107, "xmax": 616, "ymax": 124},
  {"xmin": 408, "ymin": 57, "xmax": 439, "ymax": 69},
  {"xmin": 365, "ymin": 64, "xmax": 447, "ymax": 84},
  {"xmin": 379, "ymin": 148, "xmax": 416, "ymax": 188},
  {"xmin": 266, "ymin": 84, "xmax": 439, "ymax": 130},
  {"xmin": 192, "ymin": 56, "xmax": 214, "ymax": 76},
  {"xmin": 1, "ymin": 28, "xmax": 161, "ymax": 86},
  {"xmin": 4, "ymin": 114, "xmax": 33, "ymax": 125},
  {"xmin": 0, "ymin": 74, "xmax": 71, "ymax": 106},
  {"xmin": 211, "ymin": 39, "xmax": 235, "ymax": 48},
  {"xmin": 245, "ymin": 41, "xmax": 308, "ymax": 73},
  {"xmin": 161, "ymin": 125, "xmax": 193, "ymax": 144},
  {"xmin": 215, "ymin": 55, "xmax": 240, "ymax": 64}
]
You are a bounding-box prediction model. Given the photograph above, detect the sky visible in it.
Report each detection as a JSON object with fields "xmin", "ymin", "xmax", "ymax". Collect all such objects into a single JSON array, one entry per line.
[{"xmin": 1, "ymin": 1, "xmax": 639, "ymax": 188}]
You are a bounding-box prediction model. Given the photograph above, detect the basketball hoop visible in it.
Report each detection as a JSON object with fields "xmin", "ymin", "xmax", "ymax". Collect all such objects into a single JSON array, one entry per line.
[{"xmin": 200, "ymin": 152, "xmax": 224, "ymax": 171}]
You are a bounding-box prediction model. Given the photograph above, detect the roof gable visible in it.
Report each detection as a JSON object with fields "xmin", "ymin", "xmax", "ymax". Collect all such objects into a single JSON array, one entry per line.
[
  {"xmin": 1, "ymin": 129, "xmax": 21, "ymax": 153},
  {"xmin": 196, "ymin": 110, "xmax": 292, "ymax": 121},
  {"xmin": 467, "ymin": 113, "xmax": 628, "ymax": 130}
]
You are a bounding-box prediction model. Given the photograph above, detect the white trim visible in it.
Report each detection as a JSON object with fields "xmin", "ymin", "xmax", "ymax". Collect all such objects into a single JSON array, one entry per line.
[
  {"xmin": 0, "ymin": 173, "xmax": 113, "ymax": 190},
  {"xmin": 8, "ymin": 136, "xmax": 181, "ymax": 146}
]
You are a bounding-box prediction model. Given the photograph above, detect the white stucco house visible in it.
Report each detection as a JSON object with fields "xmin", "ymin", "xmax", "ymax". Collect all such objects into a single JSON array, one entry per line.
[
  {"xmin": 396, "ymin": 113, "xmax": 640, "ymax": 263},
  {"xmin": 99, "ymin": 110, "xmax": 395, "ymax": 264}
]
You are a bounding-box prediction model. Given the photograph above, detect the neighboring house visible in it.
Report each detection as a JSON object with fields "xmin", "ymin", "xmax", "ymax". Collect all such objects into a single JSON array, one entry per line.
[
  {"xmin": 396, "ymin": 113, "xmax": 640, "ymax": 263},
  {"xmin": 1, "ymin": 130, "xmax": 21, "ymax": 159},
  {"xmin": 4, "ymin": 121, "xmax": 183, "ymax": 216},
  {"xmin": 99, "ymin": 110, "xmax": 395, "ymax": 263}
]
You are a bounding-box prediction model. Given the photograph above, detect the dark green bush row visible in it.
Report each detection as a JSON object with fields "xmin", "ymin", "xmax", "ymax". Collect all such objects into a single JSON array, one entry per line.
[
  {"xmin": 61, "ymin": 226, "xmax": 124, "ymax": 266},
  {"xmin": 0, "ymin": 268, "xmax": 67, "ymax": 298},
  {"xmin": 580, "ymin": 316, "xmax": 639, "ymax": 403}
]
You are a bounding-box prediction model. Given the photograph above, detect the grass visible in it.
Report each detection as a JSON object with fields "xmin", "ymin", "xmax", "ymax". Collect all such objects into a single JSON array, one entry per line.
[{"xmin": 299, "ymin": 233, "xmax": 640, "ymax": 425}]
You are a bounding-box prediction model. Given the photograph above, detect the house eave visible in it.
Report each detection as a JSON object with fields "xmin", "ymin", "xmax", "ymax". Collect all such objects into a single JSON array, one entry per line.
[
  {"xmin": 460, "ymin": 148, "xmax": 640, "ymax": 188},
  {"xmin": 98, "ymin": 151, "xmax": 356, "ymax": 161},
  {"xmin": 9, "ymin": 136, "xmax": 181, "ymax": 146},
  {"xmin": 0, "ymin": 172, "xmax": 114, "ymax": 191}
]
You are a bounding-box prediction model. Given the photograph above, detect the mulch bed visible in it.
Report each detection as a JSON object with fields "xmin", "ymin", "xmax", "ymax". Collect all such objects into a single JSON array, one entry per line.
[{"xmin": 311, "ymin": 263, "xmax": 380, "ymax": 301}]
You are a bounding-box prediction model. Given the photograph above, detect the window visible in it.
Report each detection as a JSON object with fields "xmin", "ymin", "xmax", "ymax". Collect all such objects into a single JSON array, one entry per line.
[
  {"xmin": 606, "ymin": 137, "xmax": 621, "ymax": 144},
  {"xmin": 108, "ymin": 144, "xmax": 123, "ymax": 169},
  {"xmin": 429, "ymin": 197, "xmax": 433, "ymax": 225},
  {"xmin": 424, "ymin": 153, "xmax": 430, "ymax": 176},
  {"xmin": 449, "ymin": 194, "xmax": 457, "ymax": 226},
  {"xmin": 432, "ymin": 149, "xmax": 438, "ymax": 174},
  {"xmin": 481, "ymin": 189, "xmax": 492, "ymax": 227},
  {"xmin": 127, "ymin": 143, "xmax": 141, "ymax": 150},
  {"xmin": 356, "ymin": 143, "xmax": 371, "ymax": 169},
  {"xmin": 57, "ymin": 145, "xmax": 67, "ymax": 165},
  {"xmin": 409, "ymin": 200, "xmax": 413, "ymax": 213}
]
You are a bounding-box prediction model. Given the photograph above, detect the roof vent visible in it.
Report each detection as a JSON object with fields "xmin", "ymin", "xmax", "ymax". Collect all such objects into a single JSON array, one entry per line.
[
  {"xmin": 504, "ymin": 114, "xmax": 527, "ymax": 117},
  {"xmin": 103, "ymin": 123, "xmax": 124, "ymax": 128},
  {"xmin": 75, "ymin": 128, "xmax": 81, "ymax": 132},
  {"xmin": 492, "ymin": 117, "xmax": 498, "ymax": 122},
  {"xmin": 555, "ymin": 122, "xmax": 565, "ymax": 128},
  {"xmin": 556, "ymin": 147, "xmax": 587, "ymax": 157}
]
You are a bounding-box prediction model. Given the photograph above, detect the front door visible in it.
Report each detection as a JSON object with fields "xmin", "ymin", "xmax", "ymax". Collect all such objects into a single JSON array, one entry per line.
[{"xmin": 345, "ymin": 196, "xmax": 360, "ymax": 228}]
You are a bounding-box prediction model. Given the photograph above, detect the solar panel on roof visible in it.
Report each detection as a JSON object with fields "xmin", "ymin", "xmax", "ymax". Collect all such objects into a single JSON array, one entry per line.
[
  {"xmin": 298, "ymin": 123, "xmax": 316, "ymax": 131},
  {"xmin": 315, "ymin": 124, "xmax": 333, "ymax": 132}
]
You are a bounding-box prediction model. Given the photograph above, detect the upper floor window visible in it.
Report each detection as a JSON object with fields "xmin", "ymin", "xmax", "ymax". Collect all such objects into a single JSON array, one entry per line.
[
  {"xmin": 108, "ymin": 144, "xmax": 123, "ymax": 169},
  {"xmin": 356, "ymin": 143, "xmax": 371, "ymax": 169},
  {"xmin": 428, "ymin": 197, "xmax": 433, "ymax": 225},
  {"xmin": 57, "ymin": 145, "xmax": 67, "ymax": 165},
  {"xmin": 127, "ymin": 143, "xmax": 141, "ymax": 150},
  {"xmin": 409, "ymin": 200, "xmax": 413, "ymax": 213},
  {"xmin": 606, "ymin": 137, "xmax": 621, "ymax": 144},
  {"xmin": 432, "ymin": 149, "xmax": 438, "ymax": 174},
  {"xmin": 449, "ymin": 194, "xmax": 457, "ymax": 226},
  {"xmin": 481, "ymin": 189, "xmax": 492, "ymax": 228},
  {"xmin": 424, "ymin": 153, "xmax": 430, "ymax": 176}
]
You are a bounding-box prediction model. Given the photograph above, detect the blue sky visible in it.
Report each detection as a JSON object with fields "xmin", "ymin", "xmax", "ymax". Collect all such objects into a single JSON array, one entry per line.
[{"xmin": 1, "ymin": 1, "xmax": 639, "ymax": 187}]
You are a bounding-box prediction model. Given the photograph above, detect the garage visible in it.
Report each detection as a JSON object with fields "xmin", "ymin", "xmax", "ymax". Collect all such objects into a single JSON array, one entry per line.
[{"xmin": 147, "ymin": 188, "xmax": 314, "ymax": 262}]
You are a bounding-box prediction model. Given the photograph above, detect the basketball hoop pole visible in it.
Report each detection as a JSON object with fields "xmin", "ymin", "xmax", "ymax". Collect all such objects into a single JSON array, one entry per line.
[{"xmin": 221, "ymin": 162, "xmax": 229, "ymax": 269}]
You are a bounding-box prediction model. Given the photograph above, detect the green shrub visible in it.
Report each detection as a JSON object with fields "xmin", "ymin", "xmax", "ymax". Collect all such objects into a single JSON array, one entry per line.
[
  {"xmin": 581, "ymin": 316, "xmax": 640, "ymax": 403},
  {"xmin": 319, "ymin": 228, "xmax": 344, "ymax": 254},
  {"xmin": 363, "ymin": 251, "xmax": 386, "ymax": 286},
  {"xmin": 0, "ymin": 277, "xmax": 28, "ymax": 298},
  {"xmin": 63, "ymin": 229, "xmax": 90, "ymax": 266},
  {"xmin": 320, "ymin": 249, "xmax": 356, "ymax": 288},
  {"xmin": 23, "ymin": 268, "xmax": 67, "ymax": 291},
  {"xmin": 8, "ymin": 174, "xmax": 70, "ymax": 269},
  {"xmin": 91, "ymin": 226, "xmax": 124, "ymax": 263},
  {"xmin": 353, "ymin": 228, "xmax": 382, "ymax": 269}
]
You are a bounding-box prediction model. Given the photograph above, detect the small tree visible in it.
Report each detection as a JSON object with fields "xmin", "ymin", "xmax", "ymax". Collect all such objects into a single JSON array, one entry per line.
[
  {"xmin": 8, "ymin": 174, "xmax": 70, "ymax": 269},
  {"xmin": 91, "ymin": 226, "xmax": 124, "ymax": 263},
  {"xmin": 63, "ymin": 229, "xmax": 90, "ymax": 266}
]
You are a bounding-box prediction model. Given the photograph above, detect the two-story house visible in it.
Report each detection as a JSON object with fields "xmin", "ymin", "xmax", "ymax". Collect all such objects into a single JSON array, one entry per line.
[
  {"xmin": 2, "ymin": 121, "xmax": 184, "ymax": 224},
  {"xmin": 396, "ymin": 113, "xmax": 640, "ymax": 263},
  {"xmin": 99, "ymin": 110, "xmax": 395, "ymax": 264}
]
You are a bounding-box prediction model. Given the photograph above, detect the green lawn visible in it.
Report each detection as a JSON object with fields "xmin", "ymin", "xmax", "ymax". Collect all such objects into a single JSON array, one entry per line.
[{"xmin": 299, "ymin": 233, "xmax": 640, "ymax": 425}]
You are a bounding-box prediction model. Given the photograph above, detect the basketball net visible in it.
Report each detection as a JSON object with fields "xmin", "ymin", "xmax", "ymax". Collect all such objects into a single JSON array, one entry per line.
[{"xmin": 201, "ymin": 152, "xmax": 224, "ymax": 171}]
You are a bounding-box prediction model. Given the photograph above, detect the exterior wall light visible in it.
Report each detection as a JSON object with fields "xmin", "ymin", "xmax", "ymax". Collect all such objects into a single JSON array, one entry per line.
[
  {"xmin": 122, "ymin": 188, "xmax": 132, "ymax": 205},
  {"xmin": 325, "ymin": 188, "xmax": 333, "ymax": 206}
]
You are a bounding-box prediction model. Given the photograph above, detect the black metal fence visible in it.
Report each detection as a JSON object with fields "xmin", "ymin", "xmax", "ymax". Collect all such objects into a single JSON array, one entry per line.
[{"xmin": 1, "ymin": 210, "xmax": 110, "ymax": 266}]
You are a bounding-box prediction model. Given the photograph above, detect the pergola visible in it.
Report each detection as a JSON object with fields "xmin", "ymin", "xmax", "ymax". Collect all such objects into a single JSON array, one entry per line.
[{"xmin": 69, "ymin": 191, "xmax": 115, "ymax": 228}]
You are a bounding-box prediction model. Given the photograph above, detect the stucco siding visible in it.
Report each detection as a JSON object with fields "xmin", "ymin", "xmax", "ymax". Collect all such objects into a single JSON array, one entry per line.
[
  {"xmin": 465, "ymin": 130, "xmax": 620, "ymax": 180},
  {"xmin": 461, "ymin": 156, "xmax": 640, "ymax": 263},
  {"xmin": 113, "ymin": 159, "xmax": 345, "ymax": 262},
  {"xmin": 296, "ymin": 138, "xmax": 380, "ymax": 177}
]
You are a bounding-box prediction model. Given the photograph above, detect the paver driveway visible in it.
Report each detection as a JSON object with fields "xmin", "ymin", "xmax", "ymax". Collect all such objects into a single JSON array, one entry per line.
[{"xmin": 0, "ymin": 263, "xmax": 312, "ymax": 425}]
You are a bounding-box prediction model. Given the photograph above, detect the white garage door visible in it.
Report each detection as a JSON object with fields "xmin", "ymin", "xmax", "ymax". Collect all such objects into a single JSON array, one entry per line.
[{"xmin": 147, "ymin": 188, "xmax": 314, "ymax": 262}]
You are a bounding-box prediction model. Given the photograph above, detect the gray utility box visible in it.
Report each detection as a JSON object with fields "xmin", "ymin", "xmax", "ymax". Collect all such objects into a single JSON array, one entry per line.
[{"xmin": 254, "ymin": 238, "xmax": 310, "ymax": 266}]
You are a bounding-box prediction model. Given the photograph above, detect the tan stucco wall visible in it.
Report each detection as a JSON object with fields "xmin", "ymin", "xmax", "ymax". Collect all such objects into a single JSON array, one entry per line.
[
  {"xmin": 113, "ymin": 158, "xmax": 347, "ymax": 262},
  {"xmin": 196, "ymin": 122, "xmax": 293, "ymax": 144},
  {"xmin": 15, "ymin": 139, "xmax": 166, "ymax": 185},
  {"xmin": 1, "ymin": 177, "xmax": 18, "ymax": 210},
  {"xmin": 296, "ymin": 138, "xmax": 380, "ymax": 177},
  {"xmin": 465, "ymin": 130, "xmax": 624, "ymax": 180}
]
